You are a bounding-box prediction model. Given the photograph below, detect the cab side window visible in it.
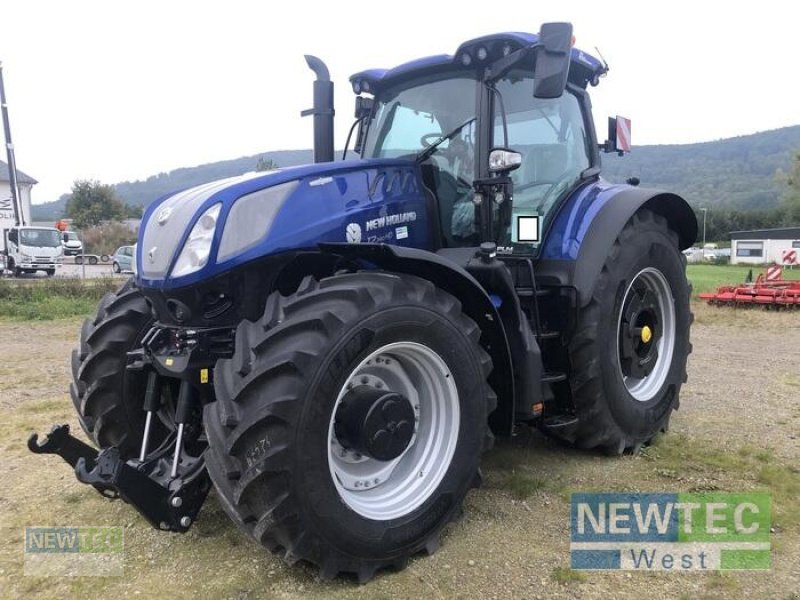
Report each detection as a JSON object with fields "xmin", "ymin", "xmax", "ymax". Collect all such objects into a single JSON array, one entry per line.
[
  {"xmin": 493, "ymin": 76, "xmax": 590, "ymax": 215},
  {"xmin": 492, "ymin": 75, "xmax": 591, "ymax": 249}
]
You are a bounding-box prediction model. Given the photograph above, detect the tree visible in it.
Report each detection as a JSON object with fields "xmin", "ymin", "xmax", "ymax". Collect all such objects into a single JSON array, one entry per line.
[
  {"xmin": 125, "ymin": 203, "xmax": 143, "ymax": 219},
  {"xmin": 782, "ymin": 151, "xmax": 800, "ymax": 224},
  {"xmin": 80, "ymin": 221, "xmax": 138, "ymax": 256},
  {"xmin": 255, "ymin": 156, "xmax": 277, "ymax": 172},
  {"xmin": 65, "ymin": 180, "xmax": 127, "ymax": 228}
]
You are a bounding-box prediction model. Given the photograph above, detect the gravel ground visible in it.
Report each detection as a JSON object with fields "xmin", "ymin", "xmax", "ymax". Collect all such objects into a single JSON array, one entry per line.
[{"xmin": 0, "ymin": 302, "xmax": 797, "ymax": 599}]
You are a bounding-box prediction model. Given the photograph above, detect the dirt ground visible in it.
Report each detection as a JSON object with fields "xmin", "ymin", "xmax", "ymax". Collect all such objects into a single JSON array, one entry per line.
[{"xmin": 0, "ymin": 303, "xmax": 798, "ymax": 599}]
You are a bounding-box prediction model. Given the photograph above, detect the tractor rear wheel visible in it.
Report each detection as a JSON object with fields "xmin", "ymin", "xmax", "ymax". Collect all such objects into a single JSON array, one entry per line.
[
  {"xmin": 70, "ymin": 279, "xmax": 172, "ymax": 458},
  {"xmin": 554, "ymin": 209, "xmax": 692, "ymax": 453},
  {"xmin": 204, "ymin": 271, "xmax": 495, "ymax": 582}
]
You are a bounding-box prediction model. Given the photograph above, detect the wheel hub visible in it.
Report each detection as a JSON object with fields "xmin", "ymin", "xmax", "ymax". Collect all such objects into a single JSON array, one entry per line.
[
  {"xmin": 334, "ymin": 386, "xmax": 415, "ymax": 461},
  {"xmin": 615, "ymin": 267, "xmax": 677, "ymax": 402},
  {"xmin": 619, "ymin": 288, "xmax": 661, "ymax": 379},
  {"xmin": 327, "ymin": 342, "xmax": 460, "ymax": 521}
]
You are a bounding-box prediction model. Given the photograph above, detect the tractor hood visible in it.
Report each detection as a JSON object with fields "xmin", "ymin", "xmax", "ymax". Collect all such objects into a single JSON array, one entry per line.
[{"xmin": 136, "ymin": 158, "xmax": 430, "ymax": 289}]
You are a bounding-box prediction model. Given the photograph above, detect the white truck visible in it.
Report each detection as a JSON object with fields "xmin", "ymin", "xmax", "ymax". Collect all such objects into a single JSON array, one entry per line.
[
  {"xmin": 2, "ymin": 225, "xmax": 63, "ymax": 276},
  {"xmin": 61, "ymin": 231, "xmax": 84, "ymax": 256}
]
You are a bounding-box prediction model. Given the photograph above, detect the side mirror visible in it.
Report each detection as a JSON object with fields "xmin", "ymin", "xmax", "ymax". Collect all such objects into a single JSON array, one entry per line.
[
  {"xmin": 62, "ymin": 232, "xmax": 69, "ymax": 242},
  {"xmin": 533, "ymin": 22, "xmax": 573, "ymax": 99},
  {"xmin": 488, "ymin": 148, "xmax": 522, "ymax": 173}
]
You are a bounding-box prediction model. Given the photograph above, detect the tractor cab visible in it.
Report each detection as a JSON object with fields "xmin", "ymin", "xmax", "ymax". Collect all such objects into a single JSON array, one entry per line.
[{"xmin": 350, "ymin": 26, "xmax": 608, "ymax": 255}]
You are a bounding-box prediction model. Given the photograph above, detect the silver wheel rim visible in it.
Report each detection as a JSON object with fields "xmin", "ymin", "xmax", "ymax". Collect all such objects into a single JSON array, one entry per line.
[
  {"xmin": 327, "ymin": 342, "xmax": 459, "ymax": 521},
  {"xmin": 616, "ymin": 267, "xmax": 676, "ymax": 402}
]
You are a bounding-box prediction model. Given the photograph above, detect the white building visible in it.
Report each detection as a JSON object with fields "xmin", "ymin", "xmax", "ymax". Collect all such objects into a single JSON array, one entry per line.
[
  {"xmin": 730, "ymin": 227, "xmax": 800, "ymax": 265},
  {"xmin": 0, "ymin": 158, "xmax": 35, "ymax": 230}
]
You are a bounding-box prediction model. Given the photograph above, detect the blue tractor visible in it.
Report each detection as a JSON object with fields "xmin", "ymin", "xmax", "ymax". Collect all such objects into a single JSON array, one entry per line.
[{"xmin": 31, "ymin": 23, "xmax": 695, "ymax": 581}]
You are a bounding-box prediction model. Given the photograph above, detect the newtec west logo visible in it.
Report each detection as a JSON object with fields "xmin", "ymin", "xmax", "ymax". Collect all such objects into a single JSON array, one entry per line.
[
  {"xmin": 570, "ymin": 493, "xmax": 770, "ymax": 571},
  {"xmin": 24, "ymin": 527, "xmax": 124, "ymax": 576}
]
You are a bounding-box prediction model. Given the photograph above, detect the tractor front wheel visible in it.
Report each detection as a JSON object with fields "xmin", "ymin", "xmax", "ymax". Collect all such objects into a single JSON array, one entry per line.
[
  {"xmin": 204, "ymin": 272, "xmax": 495, "ymax": 581},
  {"xmin": 70, "ymin": 279, "xmax": 173, "ymax": 458}
]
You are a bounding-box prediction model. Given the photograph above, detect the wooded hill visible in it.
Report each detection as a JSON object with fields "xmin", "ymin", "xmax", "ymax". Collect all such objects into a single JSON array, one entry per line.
[
  {"xmin": 602, "ymin": 125, "xmax": 800, "ymax": 210},
  {"xmin": 32, "ymin": 125, "xmax": 800, "ymax": 221}
]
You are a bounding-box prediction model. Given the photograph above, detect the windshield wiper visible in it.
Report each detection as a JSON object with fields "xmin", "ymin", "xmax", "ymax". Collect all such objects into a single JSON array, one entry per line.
[{"xmin": 415, "ymin": 118, "xmax": 476, "ymax": 164}]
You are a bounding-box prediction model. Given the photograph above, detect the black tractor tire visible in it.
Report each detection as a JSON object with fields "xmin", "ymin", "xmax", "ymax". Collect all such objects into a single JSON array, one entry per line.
[
  {"xmin": 204, "ymin": 272, "xmax": 496, "ymax": 582},
  {"xmin": 70, "ymin": 278, "xmax": 161, "ymax": 458},
  {"xmin": 551, "ymin": 209, "xmax": 692, "ymax": 454},
  {"xmin": 45, "ymin": 269, "xmax": 55, "ymax": 277},
  {"xmin": 75, "ymin": 256, "xmax": 83, "ymax": 265},
  {"xmin": 88, "ymin": 255, "xmax": 99, "ymax": 265}
]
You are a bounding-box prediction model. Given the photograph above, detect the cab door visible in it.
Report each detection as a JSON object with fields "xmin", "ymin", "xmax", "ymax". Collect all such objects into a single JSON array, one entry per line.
[{"xmin": 490, "ymin": 74, "xmax": 592, "ymax": 254}]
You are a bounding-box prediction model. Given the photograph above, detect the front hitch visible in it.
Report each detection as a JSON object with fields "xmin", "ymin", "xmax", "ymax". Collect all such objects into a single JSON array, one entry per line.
[{"xmin": 28, "ymin": 423, "xmax": 210, "ymax": 532}]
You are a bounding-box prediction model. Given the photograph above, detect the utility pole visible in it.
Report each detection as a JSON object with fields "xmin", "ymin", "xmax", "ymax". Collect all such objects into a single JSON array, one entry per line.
[{"xmin": 0, "ymin": 61, "xmax": 24, "ymax": 226}]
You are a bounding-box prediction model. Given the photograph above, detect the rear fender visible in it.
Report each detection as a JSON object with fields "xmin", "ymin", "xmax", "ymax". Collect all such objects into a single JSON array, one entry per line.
[{"xmin": 538, "ymin": 186, "xmax": 697, "ymax": 306}]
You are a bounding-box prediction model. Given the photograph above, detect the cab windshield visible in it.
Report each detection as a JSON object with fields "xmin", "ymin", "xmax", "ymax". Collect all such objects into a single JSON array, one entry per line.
[
  {"xmin": 364, "ymin": 76, "xmax": 477, "ymax": 161},
  {"xmin": 20, "ymin": 228, "xmax": 62, "ymax": 248},
  {"xmin": 364, "ymin": 76, "xmax": 480, "ymax": 246}
]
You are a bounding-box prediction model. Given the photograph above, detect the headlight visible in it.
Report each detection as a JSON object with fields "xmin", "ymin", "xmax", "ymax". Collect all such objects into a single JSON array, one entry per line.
[
  {"xmin": 21, "ymin": 253, "xmax": 33, "ymax": 261},
  {"xmin": 170, "ymin": 203, "xmax": 221, "ymax": 278},
  {"xmin": 216, "ymin": 181, "xmax": 298, "ymax": 262}
]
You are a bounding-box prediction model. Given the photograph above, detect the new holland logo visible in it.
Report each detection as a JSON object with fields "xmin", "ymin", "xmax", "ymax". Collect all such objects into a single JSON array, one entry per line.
[
  {"xmin": 346, "ymin": 223, "xmax": 362, "ymax": 243},
  {"xmin": 365, "ymin": 211, "xmax": 416, "ymax": 232}
]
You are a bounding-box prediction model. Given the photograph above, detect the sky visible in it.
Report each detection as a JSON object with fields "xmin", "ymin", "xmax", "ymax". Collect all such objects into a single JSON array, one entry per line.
[{"xmin": 1, "ymin": 1, "xmax": 798, "ymax": 204}]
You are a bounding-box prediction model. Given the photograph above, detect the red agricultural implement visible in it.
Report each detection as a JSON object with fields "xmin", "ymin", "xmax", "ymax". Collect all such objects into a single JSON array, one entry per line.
[{"xmin": 698, "ymin": 267, "xmax": 800, "ymax": 308}]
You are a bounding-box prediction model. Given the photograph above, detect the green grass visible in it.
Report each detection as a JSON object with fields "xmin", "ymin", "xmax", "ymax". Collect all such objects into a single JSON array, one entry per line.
[
  {"xmin": 642, "ymin": 434, "xmax": 800, "ymax": 527},
  {"xmin": 0, "ymin": 277, "xmax": 119, "ymax": 320},
  {"xmin": 551, "ymin": 567, "xmax": 586, "ymax": 584},
  {"xmin": 491, "ymin": 470, "xmax": 547, "ymax": 499},
  {"xmin": 687, "ymin": 264, "xmax": 800, "ymax": 296},
  {"xmin": 705, "ymin": 572, "xmax": 740, "ymax": 591}
]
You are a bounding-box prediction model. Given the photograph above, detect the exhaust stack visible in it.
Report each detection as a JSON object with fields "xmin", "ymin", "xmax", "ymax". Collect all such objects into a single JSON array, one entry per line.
[{"xmin": 301, "ymin": 55, "xmax": 334, "ymax": 163}]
